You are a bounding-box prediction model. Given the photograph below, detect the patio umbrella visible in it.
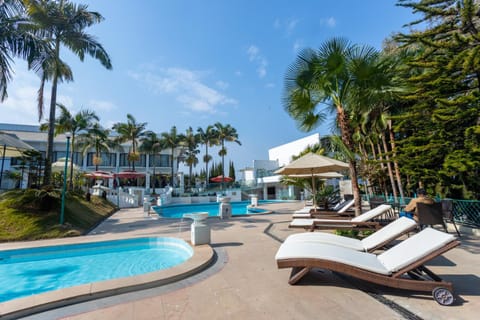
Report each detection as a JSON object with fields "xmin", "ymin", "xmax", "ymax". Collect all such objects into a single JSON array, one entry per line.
[
  {"xmin": 0, "ymin": 132, "xmax": 35, "ymax": 188},
  {"xmin": 84, "ymin": 171, "xmax": 114, "ymax": 179},
  {"xmin": 52, "ymin": 157, "xmax": 80, "ymax": 172},
  {"xmin": 275, "ymin": 153, "xmax": 349, "ymax": 207},
  {"xmin": 210, "ymin": 175, "xmax": 233, "ymax": 183},
  {"xmin": 114, "ymin": 170, "xmax": 146, "ymax": 179}
]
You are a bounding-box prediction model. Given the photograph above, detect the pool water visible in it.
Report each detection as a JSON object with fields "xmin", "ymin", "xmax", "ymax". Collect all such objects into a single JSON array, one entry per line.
[
  {"xmin": 153, "ymin": 200, "xmax": 270, "ymax": 218},
  {"xmin": 0, "ymin": 237, "xmax": 192, "ymax": 302}
]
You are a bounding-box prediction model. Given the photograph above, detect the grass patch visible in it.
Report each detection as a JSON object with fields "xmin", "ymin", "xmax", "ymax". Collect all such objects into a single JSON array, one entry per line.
[{"xmin": 0, "ymin": 189, "xmax": 117, "ymax": 242}]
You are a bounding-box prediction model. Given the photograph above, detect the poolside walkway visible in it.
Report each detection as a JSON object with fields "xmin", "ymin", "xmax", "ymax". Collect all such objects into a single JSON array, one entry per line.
[{"xmin": 25, "ymin": 202, "xmax": 480, "ymax": 320}]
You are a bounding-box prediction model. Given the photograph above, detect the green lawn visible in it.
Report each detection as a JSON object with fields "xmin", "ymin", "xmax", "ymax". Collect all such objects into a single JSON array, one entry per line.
[{"xmin": 0, "ymin": 190, "xmax": 117, "ymax": 242}]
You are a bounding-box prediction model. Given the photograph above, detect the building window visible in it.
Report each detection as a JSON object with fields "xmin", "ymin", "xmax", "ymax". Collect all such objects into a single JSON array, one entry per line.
[
  {"xmin": 87, "ymin": 152, "xmax": 116, "ymax": 167},
  {"xmin": 149, "ymin": 154, "xmax": 170, "ymax": 167}
]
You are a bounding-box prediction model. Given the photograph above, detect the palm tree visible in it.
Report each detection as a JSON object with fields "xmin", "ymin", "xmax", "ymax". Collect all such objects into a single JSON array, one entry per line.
[
  {"xmin": 213, "ymin": 122, "xmax": 241, "ymax": 187},
  {"xmin": 112, "ymin": 114, "xmax": 147, "ymax": 171},
  {"xmin": 77, "ymin": 123, "xmax": 117, "ymax": 171},
  {"xmin": 40, "ymin": 103, "xmax": 98, "ymax": 189},
  {"xmin": 0, "ymin": 0, "xmax": 48, "ymax": 101},
  {"xmin": 160, "ymin": 126, "xmax": 184, "ymax": 188},
  {"xmin": 182, "ymin": 127, "xmax": 200, "ymax": 190},
  {"xmin": 139, "ymin": 131, "xmax": 162, "ymax": 194},
  {"xmin": 197, "ymin": 125, "xmax": 217, "ymax": 188},
  {"xmin": 284, "ymin": 37, "xmax": 390, "ymax": 215},
  {"xmin": 22, "ymin": 0, "xmax": 112, "ymax": 185}
]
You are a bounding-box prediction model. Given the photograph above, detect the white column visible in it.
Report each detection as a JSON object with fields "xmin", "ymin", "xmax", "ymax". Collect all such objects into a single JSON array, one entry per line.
[
  {"xmin": 263, "ymin": 184, "xmax": 268, "ymax": 200},
  {"xmin": 145, "ymin": 154, "xmax": 150, "ymax": 191}
]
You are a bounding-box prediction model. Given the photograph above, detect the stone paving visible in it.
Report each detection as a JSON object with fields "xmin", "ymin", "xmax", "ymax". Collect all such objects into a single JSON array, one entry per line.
[{"xmin": 21, "ymin": 202, "xmax": 480, "ymax": 320}]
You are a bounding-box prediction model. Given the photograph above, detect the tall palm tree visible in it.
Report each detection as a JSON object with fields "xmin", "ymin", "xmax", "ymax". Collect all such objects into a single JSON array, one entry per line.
[
  {"xmin": 182, "ymin": 127, "xmax": 200, "ymax": 190},
  {"xmin": 77, "ymin": 123, "xmax": 117, "ymax": 171},
  {"xmin": 160, "ymin": 126, "xmax": 184, "ymax": 188},
  {"xmin": 0, "ymin": 0, "xmax": 48, "ymax": 101},
  {"xmin": 22, "ymin": 0, "xmax": 112, "ymax": 185},
  {"xmin": 213, "ymin": 122, "xmax": 241, "ymax": 187},
  {"xmin": 197, "ymin": 125, "xmax": 217, "ymax": 187},
  {"xmin": 139, "ymin": 131, "xmax": 162, "ymax": 194},
  {"xmin": 284, "ymin": 37, "xmax": 390, "ymax": 215},
  {"xmin": 112, "ymin": 114, "xmax": 147, "ymax": 171},
  {"xmin": 40, "ymin": 103, "xmax": 98, "ymax": 189}
]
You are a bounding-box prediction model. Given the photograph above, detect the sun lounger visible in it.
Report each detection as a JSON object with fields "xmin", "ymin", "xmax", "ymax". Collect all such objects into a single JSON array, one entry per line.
[
  {"xmin": 285, "ymin": 217, "xmax": 417, "ymax": 252},
  {"xmin": 275, "ymin": 227, "xmax": 460, "ymax": 305},
  {"xmin": 292, "ymin": 199, "xmax": 355, "ymax": 219},
  {"xmin": 289, "ymin": 204, "xmax": 393, "ymax": 231}
]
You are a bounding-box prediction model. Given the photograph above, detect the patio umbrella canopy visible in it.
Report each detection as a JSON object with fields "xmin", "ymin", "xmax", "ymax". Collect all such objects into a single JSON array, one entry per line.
[
  {"xmin": 275, "ymin": 153, "xmax": 349, "ymax": 207},
  {"xmin": 84, "ymin": 171, "xmax": 114, "ymax": 179},
  {"xmin": 52, "ymin": 157, "xmax": 80, "ymax": 172},
  {"xmin": 210, "ymin": 175, "xmax": 233, "ymax": 183},
  {"xmin": 114, "ymin": 170, "xmax": 146, "ymax": 179}
]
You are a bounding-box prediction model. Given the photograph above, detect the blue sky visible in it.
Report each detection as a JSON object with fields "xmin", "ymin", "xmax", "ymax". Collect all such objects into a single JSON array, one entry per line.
[{"xmin": 0, "ymin": 0, "xmax": 416, "ymax": 172}]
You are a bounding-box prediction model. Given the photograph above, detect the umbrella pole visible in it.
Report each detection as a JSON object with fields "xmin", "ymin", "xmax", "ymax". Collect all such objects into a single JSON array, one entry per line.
[
  {"xmin": 311, "ymin": 173, "xmax": 316, "ymax": 209},
  {"xmin": 0, "ymin": 145, "xmax": 6, "ymax": 189}
]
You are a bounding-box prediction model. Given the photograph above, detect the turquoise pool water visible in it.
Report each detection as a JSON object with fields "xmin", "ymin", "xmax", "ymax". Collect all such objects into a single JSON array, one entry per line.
[
  {"xmin": 153, "ymin": 200, "xmax": 271, "ymax": 218},
  {"xmin": 0, "ymin": 237, "xmax": 192, "ymax": 302}
]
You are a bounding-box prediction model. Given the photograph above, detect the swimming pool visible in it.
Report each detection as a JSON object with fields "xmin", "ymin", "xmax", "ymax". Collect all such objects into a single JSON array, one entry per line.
[
  {"xmin": 153, "ymin": 200, "xmax": 271, "ymax": 218},
  {"xmin": 0, "ymin": 237, "xmax": 192, "ymax": 303}
]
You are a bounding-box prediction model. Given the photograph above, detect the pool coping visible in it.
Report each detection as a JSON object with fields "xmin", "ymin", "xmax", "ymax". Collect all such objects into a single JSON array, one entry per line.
[{"xmin": 0, "ymin": 235, "xmax": 214, "ymax": 320}]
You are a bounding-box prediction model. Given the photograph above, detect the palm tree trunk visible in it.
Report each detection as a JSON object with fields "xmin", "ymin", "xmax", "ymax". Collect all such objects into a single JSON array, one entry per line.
[
  {"xmin": 337, "ymin": 107, "xmax": 362, "ymax": 216},
  {"xmin": 221, "ymin": 140, "xmax": 225, "ymax": 190},
  {"xmin": 44, "ymin": 76, "xmax": 59, "ymax": 186},
  {"xmin": 388, "ymin": 120, "xmax": 405, "ymax": 203},
  {"xmin": 382, "ymin": 132, "xmax": 398, "ymax": 202},
  {"xmin": 376, "ymin": 142, "xmax": 388, "ymax": 199},
  {"xmin": 205, "ymin": 144, "xmax": 209, "ymax": 187}
]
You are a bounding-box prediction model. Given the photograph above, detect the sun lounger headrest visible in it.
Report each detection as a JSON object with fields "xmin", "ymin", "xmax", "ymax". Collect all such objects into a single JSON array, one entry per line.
[
  {"xmin": 337, "ymin": 199, "xmax": 355, "ymax": 213},
  {"xmin": 378, "ymin": 228, "xmax": 456, "ymax": 272},
  {"xmin": 361, "ymin": 217, "xmax": 417, "ymax": 250},
  {"xmin": 351, "ymin": 204, "xmax": 392, "ymax": 222}
]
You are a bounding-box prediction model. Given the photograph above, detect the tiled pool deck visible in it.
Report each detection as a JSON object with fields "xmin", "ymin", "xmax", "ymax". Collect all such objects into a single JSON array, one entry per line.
[{"xmin": 3, "ymin": 201, "xmax": 479, "ymax": 319}]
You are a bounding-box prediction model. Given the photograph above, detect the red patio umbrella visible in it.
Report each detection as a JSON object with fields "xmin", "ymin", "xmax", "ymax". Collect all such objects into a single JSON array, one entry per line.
[
  {"xmin": 210, "ymin": 175, "xmax": 233, "ymax": 183},
  {"xmin": 114, "ymin": 170, "xmax": 146, "ymax": 179},
  {"xmin": 84, "ymin": 171, "xmax": 114, "ymax": 179}
]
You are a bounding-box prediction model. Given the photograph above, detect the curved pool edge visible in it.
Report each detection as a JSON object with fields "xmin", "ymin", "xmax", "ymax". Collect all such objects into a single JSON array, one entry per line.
[{"xmin": 0, "ymin": 238, "xmax": 214, "ymax": 320}]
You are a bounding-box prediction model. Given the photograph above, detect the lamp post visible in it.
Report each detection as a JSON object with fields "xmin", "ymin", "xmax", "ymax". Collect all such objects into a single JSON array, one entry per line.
[{"xmin": 60, "ymin": 133, "xmax": 71, "ymax": 225}]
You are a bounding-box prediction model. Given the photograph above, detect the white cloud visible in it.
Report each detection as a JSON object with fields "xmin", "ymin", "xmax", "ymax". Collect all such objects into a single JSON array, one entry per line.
[
  {"xmin": 0, "ymin": 69, "xmax": 42, "ymax": 124},
  {"xmin": 265, "ymin": 83, "xmax": 275, "ymax": 88},
  {"xmin": 246, "ymin": 45, "xmax": 268, "ymax": 78},
  {"xmin": 129, "ymin": 67, "xmax": 237, "ymax": 114},
  {"xmin": 320, "ymin": 17, "xmax": 336, "ymax": 28},
  {"xmin": 293, "ymin": 39, "xmax": 304, "ymax": 53},
  {"xmin": 216, "ymin": 80, "xmax": 229, "ymax": 90},
  {"xmin": 273, "ymin": 17, "xmax": 299, "ymax": 36},
  {"xmin": 88, "ymin": 99, "xmax": 116, "ymax": 111}
]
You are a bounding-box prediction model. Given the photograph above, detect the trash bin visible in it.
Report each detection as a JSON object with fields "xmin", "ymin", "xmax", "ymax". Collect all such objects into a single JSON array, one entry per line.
[{"xmin": 249, "ymin": 194, "xmax": 258, "ymax": 207}]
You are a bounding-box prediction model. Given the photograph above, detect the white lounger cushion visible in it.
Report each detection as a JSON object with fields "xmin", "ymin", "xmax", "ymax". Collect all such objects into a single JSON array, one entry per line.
[
  {"xmin": 294, "ymin": 206, "xmax": 313, "ymax": 214},
  {"xmin": 285, "ymin": 232, "xmax": 365, "ymax": 251},
  {"xmin": 275, "ymin": 228, "xmax": 456, "ymax": 275},
  {"xmin": 360, "ymin": 217, "xmax": 417, "ymax": 250},
  {"xmin": 289, "ymin": 204, "xmax": 392, "ymax": 228},
  {"xmin": 337, "ymin": 199, "xmax": 355, "ymax": 213},
  {"xmin": 378, "ymin": 227, "xmax": 456, "ymax": 272},
  {"xmin": 351, "ymin": 204, "xmax": 392, "ymax": 222},
  {"xmin": 285, "ymin": 217, "xmax": 417, "ymax": 252},
  {"xmin": 275, "ymin": 241, "xmax": 390, "ymax": 275}
]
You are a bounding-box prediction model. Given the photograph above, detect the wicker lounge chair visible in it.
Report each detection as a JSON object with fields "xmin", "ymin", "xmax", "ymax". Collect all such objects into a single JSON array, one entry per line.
[
  {"xmin": 289, "ymin": 204, "xmax": 394, "ymax": 231},
  {"xmin": 275, "ymin": 228, "xmax": 460, "ymax": 305},
  {"xmin": 285, "ymin": 217, "xmax": 417, "ymax": 252}
]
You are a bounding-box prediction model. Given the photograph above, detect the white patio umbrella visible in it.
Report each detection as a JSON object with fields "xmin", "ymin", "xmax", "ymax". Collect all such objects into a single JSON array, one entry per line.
[
  {"xmin": 51, "ymin": 157, "xmax": 80, "ymax": 172},
  {"xmin": 275, "ymin": 153, "xmax": 349, "ymax": 207}
]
